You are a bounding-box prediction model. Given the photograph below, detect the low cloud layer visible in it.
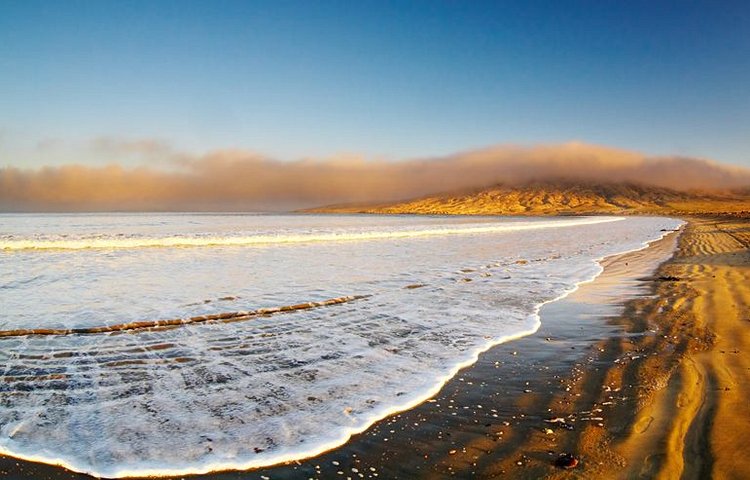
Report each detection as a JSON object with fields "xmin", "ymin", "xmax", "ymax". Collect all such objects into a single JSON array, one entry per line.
[{"xmin": 2, "ymin": 142, "xmax": 749, "ymax": 211}]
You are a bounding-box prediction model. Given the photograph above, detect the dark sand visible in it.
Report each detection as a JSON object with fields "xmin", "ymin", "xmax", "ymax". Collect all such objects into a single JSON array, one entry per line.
[{"xmin": 6, "ymin": 219, "xmax": 746, "ymax": 479}]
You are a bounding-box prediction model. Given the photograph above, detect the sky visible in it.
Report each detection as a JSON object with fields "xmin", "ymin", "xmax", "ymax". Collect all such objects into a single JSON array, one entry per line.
[{"xmin": 0, "ymin": 1, "xmax": 749, "ymax": 210}]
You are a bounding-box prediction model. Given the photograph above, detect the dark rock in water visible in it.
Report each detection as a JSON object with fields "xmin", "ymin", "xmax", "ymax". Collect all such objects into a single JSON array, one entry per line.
[
  {"xmin": 404, "ymin": 284, "xmax": 426, "ymax": 289},
  {"xmin": 658, "ymin": 275, "xmax": 681, "ymax": 282},
  {"xmin": 554, "ymin": 453, "xmax": 579, "ymax": 469}
]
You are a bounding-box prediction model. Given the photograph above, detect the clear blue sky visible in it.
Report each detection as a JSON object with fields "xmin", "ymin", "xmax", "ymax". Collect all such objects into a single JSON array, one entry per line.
[{"xmin": 1, "ymin": 0, "xmax": 748, "ymax": 167}]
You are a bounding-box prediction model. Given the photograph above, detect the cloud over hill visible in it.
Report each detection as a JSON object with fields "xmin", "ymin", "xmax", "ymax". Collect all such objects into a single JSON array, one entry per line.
[{"xmin": 2, "ymin": 142, "xmax": 749, "ymax": 211}]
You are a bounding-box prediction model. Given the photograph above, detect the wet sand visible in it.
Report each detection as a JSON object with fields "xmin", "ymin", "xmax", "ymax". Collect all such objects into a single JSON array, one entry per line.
[{"xmin": 2, "ymin": 217, "xmax": 748, "ymax": 479}]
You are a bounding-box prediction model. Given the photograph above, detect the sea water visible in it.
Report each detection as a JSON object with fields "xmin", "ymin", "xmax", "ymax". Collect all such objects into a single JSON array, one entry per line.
[{"xmin": 0, "ymin": 213, "xmax": 682, "ymax": 477}]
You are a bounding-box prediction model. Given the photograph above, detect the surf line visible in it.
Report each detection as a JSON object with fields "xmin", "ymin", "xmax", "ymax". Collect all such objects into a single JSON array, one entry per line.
[{"xmin": 0, "ymin": 295, "xmax": 370, "ymax": 338}]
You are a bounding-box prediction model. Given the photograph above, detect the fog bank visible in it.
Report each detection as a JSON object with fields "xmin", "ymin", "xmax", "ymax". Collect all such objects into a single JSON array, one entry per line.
[{"xmin": 2, "ymin": 142, "xmax": 749, "ymax": 211}]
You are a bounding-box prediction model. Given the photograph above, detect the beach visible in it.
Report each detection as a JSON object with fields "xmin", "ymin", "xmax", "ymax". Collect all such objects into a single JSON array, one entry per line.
[
  {"xmin": 1, "ymin": 216, "xmax": 748, "ymax": 479},
  {"xmin": 4, "ymin": 1, "xmax": 749, "ymax": 477}
]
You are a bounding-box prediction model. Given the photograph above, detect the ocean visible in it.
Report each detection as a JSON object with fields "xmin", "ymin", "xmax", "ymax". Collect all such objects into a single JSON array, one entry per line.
[{"xmin": 0, "ymin": 213, "xmax": 682, "ymax": 478}]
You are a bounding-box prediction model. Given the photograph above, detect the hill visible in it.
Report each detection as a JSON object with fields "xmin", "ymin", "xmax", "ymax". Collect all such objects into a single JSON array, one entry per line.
[{"xmin": 305, "ymin": 181, "xmax": 750, "ymax": 217}]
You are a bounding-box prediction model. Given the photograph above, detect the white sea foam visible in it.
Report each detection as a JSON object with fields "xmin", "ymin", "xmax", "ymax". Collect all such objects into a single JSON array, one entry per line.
[{"xmin": 0, "ymin": 214, "xmax": 682, "ymax": 478}]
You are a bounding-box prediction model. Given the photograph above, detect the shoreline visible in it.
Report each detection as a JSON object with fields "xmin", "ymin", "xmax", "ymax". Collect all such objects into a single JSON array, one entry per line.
[
  {"xmin": 239, "ymin": 215, "xmax": 747, "ymax": 480},
  {"xmin": 0, "ymin": 218, "xmax": 688, "ymax": 479},
  {"xmin": 4, "ymin": 216, "xmax": 748, "ymax": 479},
  {"xmin": 568, "ymin": 216, "xmax": 750, "ymax": 478}
]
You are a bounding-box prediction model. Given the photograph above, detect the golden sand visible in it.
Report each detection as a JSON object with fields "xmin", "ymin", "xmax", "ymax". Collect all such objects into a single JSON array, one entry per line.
[
  {"xmin": 496, "ymin": 217, "xmax": 750, "ymax": 479},
  {"xmin": 614, "ymin": 218, "xmax": 750, "ymax": 479}
]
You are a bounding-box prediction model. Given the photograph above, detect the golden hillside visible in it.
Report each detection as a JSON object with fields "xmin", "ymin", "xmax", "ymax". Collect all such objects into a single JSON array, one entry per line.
[{"xmin": 307, "ymin": 181, "xmax": 750, "ymax": 216}]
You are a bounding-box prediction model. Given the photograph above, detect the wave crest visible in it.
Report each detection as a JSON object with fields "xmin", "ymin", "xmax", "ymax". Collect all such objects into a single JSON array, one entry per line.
[{"xmin": 1, "ymin": 217, "xmax": 624, "ymax": 251}]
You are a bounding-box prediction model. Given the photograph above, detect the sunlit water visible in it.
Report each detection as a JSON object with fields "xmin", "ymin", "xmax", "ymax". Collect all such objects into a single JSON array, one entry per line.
[{"xmin": 0, "ymin": 213, "xmax": 682, "ymax": 478}]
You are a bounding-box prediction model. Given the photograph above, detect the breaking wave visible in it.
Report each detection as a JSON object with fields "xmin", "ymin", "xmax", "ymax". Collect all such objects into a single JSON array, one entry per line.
[{"xmin": 1, "ymin": 216, "xmax": 624, "ymax": 251}]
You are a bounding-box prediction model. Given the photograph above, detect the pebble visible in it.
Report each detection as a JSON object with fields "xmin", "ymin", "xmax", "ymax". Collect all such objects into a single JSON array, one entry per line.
[{"xmin": 554, "ymin": 453, "xmax": 579, "ymax": 469}]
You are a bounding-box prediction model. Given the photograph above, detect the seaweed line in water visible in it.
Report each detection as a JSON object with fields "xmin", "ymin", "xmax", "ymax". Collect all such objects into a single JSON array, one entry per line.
[{"xmin": 0, "ymin": 295, "xmax": 370, "ymax": 338}]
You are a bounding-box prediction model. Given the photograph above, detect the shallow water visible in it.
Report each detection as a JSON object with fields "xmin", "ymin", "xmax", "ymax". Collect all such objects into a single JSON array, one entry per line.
[{"xmin": 0, "ymin": 213, "xmax": 682, "ymax": 478}]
